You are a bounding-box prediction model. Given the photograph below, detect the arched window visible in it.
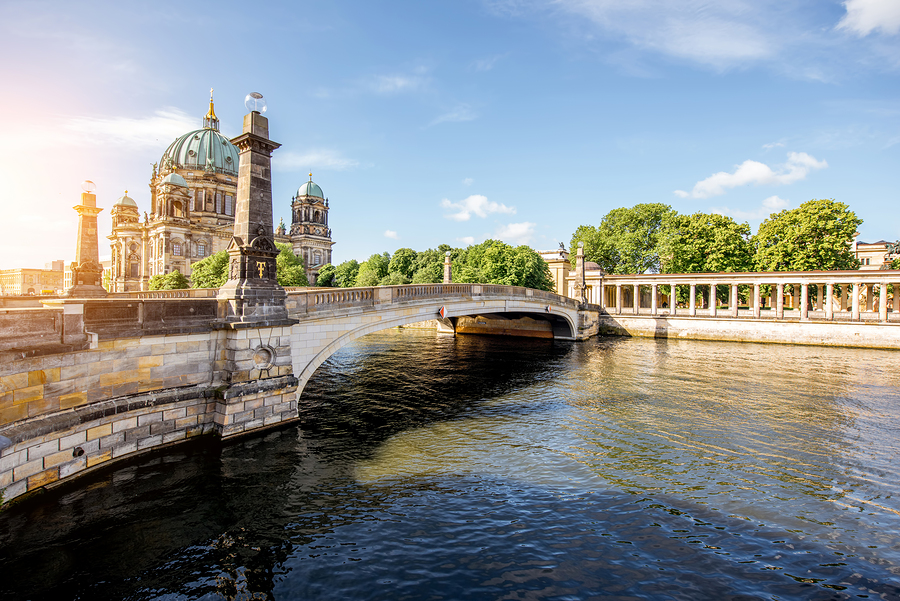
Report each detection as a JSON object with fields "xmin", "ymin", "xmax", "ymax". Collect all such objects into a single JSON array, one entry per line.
[
  {"xmin": 314, "ymin": 210, "xmax": 320, "ymax": 223},
  {"xmin": 173, "ymin": 201, "xmax": 184, "ymax": 218},
  {"xmin": 198, "ymin": 243, "xmax": 206, "ymax": 257},
  {"xmin": 173, "ymin": 242, "xmax": 182, "ymax": 256}
]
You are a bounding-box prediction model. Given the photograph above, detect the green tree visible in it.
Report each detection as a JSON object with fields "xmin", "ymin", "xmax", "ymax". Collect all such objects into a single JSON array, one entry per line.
[
  {"xmin": 355, "ymin": 252, "xmax": 391, "ymax": 286},
  {"xmin": 571, "ymin": 203, "xmax": 674, "ymax": 274},
  {"xmin": 410, "ymin": 245, "xmax": 450, "ymax": 283},
  {"xmin": 379, "ymin": 272, "xmax": 411, "ymax": 286},
  {"xmin": 191, "ymin": 251, "xmax": 229, "ymax": 288},
  {"xmin": 149, "ymin": 270, "xmax": 190, "ymax": 290},
  {"xmin": 452, "ymin": 239, "xmax": 554, "ymax": 291},
  {"xmin": 753, "ymin": 199, "xmax": 862, "ymax": 271},
  {"xmin": 275, "ymin": 242, "xmax": 309, "ymax": 287},
  {"xmin": 315, "ymin": 263, "xmax": 336, "ymax": 287},
  {"xmin": 659, "ymin": 212, "xmax": 753, "ymax": 274},
  {"xmin": 333, "ymin": 259, "xmax": 360, "ymax": 287},
  {"xmin": 388, "ymin": 247, "xmax": 418, "ymax": 279}
]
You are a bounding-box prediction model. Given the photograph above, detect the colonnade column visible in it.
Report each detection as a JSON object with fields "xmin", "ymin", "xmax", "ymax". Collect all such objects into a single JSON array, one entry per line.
[
  {"xmin": 689, "ymin": 284, "xmax": 697, "ymax": 316},
  {"xmin": 800, "ymin": 284, "xmax": 809, "ymax": 321},
  {"xmin": 753, "ymin": 283, "xmax": 761, "ymax": 318},
  {"xmin": 815, "ymin": 285, "xmax": 823, "ymax": 311},
  {"xmin": 880, "ymin": 283, "xmax": 888, "ymax": 322},
  {"xmin": 599, "ymin": 285, "xmax": 606, "ymax": 311},
  {"xmin": 866, "ymin": 284, "xmax": 874, "ymax": 312},
  {"xmin": 633, "ymin": 283, "xmax": 639, "ymax": 315},
  {"xmin": 616, "ymin": 284, "xmax": 622, "ymax": 315},
  {"xmin": 651, "ymin": 284, "xmax": 658, "ymax": 315},
  {"xmin": 841, "ymin": 286, "xmax": 848, "ymax": 312},
  {"xmin": 709, "ymin": 284, "xmax": 717, "ymax": 317},
  {"xmin": 670, "ymin": 284, "xmax": 677, "ymax": 316},
  {"xmin": 776, "ymin": 283, "xmax": 784, "ymax": 319},
  {"xmin": 852, "ymin": 283, "xmax": 860, "ymax": 321},
  {"xmin": 825, "ymin": 283, "xmax": 834, "ymax": 321},
  {"xmin": 731, "ymin": 284, "xmax": 739, "ymax": 317}
]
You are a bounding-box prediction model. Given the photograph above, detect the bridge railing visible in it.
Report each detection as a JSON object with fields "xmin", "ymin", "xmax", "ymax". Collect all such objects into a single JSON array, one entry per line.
[
  {"xmin": 285, "ymin": 283, "xmax": 579, "ymax": 316},
  {"xmin": 105, "ymin": 288, "xmax": 219, "ymax": 299}
]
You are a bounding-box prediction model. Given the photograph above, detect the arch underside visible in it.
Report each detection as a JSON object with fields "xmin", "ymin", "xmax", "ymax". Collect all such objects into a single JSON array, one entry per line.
[{"xmin": 293, "ymin": 304, "xmax": 576, "ymax": 398}]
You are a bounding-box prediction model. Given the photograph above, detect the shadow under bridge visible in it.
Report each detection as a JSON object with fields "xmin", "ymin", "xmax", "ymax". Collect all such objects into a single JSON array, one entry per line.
[{"xmin": 283, "ymin": 283, "xmax": 581, "ymax": 395}]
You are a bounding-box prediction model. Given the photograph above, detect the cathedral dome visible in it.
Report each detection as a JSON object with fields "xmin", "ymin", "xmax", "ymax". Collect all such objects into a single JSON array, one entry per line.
[
  {"xmin": 159, "ymin": 127, "xmax": 239, "ymax": 176},
  {"xmin": 114, "ymin": 192, "xmax": 138, "ymax": 208},
  {"xmin": 296, "ymin": 180, "xmax": 324, "ymax": 199},
  {"xmin": 161, "ymin": 172, "xmax": 188, "ymax": 187}
]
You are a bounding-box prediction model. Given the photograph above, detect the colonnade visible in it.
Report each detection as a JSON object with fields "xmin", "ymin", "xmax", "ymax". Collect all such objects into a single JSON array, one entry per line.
[{"xmin": 590, "ymin": 272, "xmax": 899, "ymax": 323}]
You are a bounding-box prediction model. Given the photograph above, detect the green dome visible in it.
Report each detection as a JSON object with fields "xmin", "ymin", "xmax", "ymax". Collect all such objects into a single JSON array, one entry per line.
[
  {"xmin": 161, "ymin": 173, "xmax": 188, "ymax": 187},
  {"xmin": 160, "ymin": 127, "xmax": 239, "ymax": 176},
  {"xmin": 296, "ymin": 180, "xmax": 324, "ymax": 199},
  {"xmin": 114, "ymin": 192, "xmax": 138, "ymax": 208}
]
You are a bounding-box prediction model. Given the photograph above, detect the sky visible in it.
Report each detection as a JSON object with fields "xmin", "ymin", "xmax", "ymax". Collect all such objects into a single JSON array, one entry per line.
[{"xmin": 0, "ymin": 0, "xmax": 898, "ymax": 269}]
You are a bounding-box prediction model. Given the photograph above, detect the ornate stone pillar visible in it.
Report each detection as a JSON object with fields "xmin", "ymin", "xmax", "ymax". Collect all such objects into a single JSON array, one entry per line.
[
  {"xmin": 443, "ymin": 251, "xmax": 452, "ymax": 284},
  {"xmin": 65, "ymin": 184, "xmax": 107, "ymax": 298},
  {"xmin": 689, "ymin": 283, "xmax": 696, "ymax": 316}
]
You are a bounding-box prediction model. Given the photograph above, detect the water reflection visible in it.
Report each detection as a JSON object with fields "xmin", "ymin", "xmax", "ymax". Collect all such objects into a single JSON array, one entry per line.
[{"xmin": 0, "ymin": 330, "xmax": 898, "ymax": 600}]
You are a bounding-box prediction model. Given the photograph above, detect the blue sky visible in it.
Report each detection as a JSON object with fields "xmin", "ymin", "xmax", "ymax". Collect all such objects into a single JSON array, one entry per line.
[{"xmin": 0, "ymin": 0, "xmax": 898, "ymax": 269}]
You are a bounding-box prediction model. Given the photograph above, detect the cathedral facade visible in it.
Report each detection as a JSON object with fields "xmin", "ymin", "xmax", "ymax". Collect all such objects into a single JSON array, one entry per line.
[{"xmin": 108, "ymin": 94, "xmax": 334, "ymax": 291}]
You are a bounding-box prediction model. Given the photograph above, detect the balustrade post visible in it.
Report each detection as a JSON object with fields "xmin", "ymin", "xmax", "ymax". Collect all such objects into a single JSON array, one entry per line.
[
  {"xmin": 731, "ymin": 284, "xmax": 739, "ymax": 318},
  {"xmin": 852, "ymin": 283, "xmax": 860, "ymax": 321},
  {"xmin": 616, "ymin": 284, "xmax": 622, "ymax": 315},
  {"xmin": 670, "ymin": 284, "xmax": 677, "ymax": 316},
  {"xmin": 689, "ymin": 283, "xmax": 696, "ymax": 316},
  {"xmin": 800, "ymin": 284, "xmax": 809, "ymax": 321},
  {"xmin": 776, "ymin": 283, "xmax": 784, "ymax": 319},
  {"xmin": 651, "ymin": 284, "xmax": 658, "ymax": 315},
  {"xmin": 880, "ymin": 283, "xmax": 888, "ymax": 322},
  {"xmin": 825, "ymin": 283, "xmax": 834, "ymax": 321},
  {"xmin": 753, "ymin": 283, "xmax": 761, "ymax": 318}
]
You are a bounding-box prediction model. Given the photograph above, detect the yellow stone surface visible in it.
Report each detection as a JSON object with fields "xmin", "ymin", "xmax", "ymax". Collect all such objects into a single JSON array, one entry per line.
[
  {"xmin": 86, "ymin": 450, "xmax": 112, "ymax": 468},
  {"xmin": 87, "ymin": 423, "xmax": 113, "ymax": 440},
  {"xmin": 13, "ymin": 385, "xmax": 43, "ymax": 404},
  {"xmin": 59, "ymin": 392, "xmax": 88, "ymax": 410},
  {"xmin": 27, "ymin": 467, "xmax": 60, "ymax": 490}
]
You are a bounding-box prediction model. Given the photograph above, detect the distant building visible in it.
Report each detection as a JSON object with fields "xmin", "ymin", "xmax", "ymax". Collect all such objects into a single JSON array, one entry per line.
[
  {"xmin": 0, "ymin": 266, "xmax": 65, "ymax": 295},
  {"xmin": 851, "ymin": 235, "xmax": 898, "ymax": 270},
  {"xmin": 107, "ymin": 93, "xmax": 335, "ymax": 291}
]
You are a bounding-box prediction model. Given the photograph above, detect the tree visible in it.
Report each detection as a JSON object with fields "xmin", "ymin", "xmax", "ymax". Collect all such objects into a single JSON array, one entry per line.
[
  {"xmin": 275, "ymin": 242, "xmax": 309, "ymax": 287},
  {"xmin": 388, "ymin": 248, "xmax": 418, "ymax": 279},
  {"xmin": 410, "ymin": 246, "xmax": 450, "ymax": 283},
  {"xmin": 315, "ymin": 263, "xmax": 336, "ymax": 287},
  {"xmin": 659, "ymin": 212, "xmax": 753, "ymax": 274},
  {"xmin": 571, "ymin": 203, "xmax": 674, "ymax": 274},
  {"xmin": 191, "ymin": 251, "xmax": 229, "ymax": 288},
  {"xmin": 355, "ymin": 252, "xmax": 390, "ymax": 286},
  {"xmin": 753, "ymin": 199, "xmax": 862, "ymax": 271},
  {"xmin": 452, "ymin": 239, "xmax": 554, "ymax": 291},
  {"xmin": 333, "ymin": 260, "xmax": 360, "ymax": 287},
  {"xmin": 149, "ymin": 270, "xmax": 190, "ymax": 290},
  {"xmin": 379, "ymin": 272, "xmax": 411, "ymax": 286}
]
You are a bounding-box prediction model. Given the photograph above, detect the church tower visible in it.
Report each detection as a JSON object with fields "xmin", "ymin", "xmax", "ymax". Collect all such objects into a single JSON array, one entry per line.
[{"xmin": 289, "ymin": 173, "xmax": 334, "ymax": 285}]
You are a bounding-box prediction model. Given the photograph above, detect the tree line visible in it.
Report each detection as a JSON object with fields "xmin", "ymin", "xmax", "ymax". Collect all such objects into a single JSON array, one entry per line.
[{"xmin": 571, "ymin": 198, "xmax": 874, "ymax": 276}]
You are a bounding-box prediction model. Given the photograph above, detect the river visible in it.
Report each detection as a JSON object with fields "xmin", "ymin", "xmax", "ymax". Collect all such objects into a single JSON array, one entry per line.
[{"xmin": 1, "ymin": 330, "xmax": 899, "ymax": 600}]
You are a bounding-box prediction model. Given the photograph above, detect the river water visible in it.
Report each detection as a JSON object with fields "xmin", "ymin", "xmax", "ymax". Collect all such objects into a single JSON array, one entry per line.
[{"xmin": 1, "ymin": 330, "xmax": 899, "ymax": 600}]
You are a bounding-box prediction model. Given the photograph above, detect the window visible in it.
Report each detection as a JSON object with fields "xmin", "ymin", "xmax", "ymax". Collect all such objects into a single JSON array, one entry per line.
[
  {"xmin": 198, "ymin": 243, "xmax": 206, "ymax": 257},
  {"xmin": 131, "ymin": 263, "xmax": 139, "ymax": 278},
  {"xmin": 173, "ymin": 242, "xmax": 182, "ymax": 256},
  {"xmin": 216, "ymin": 193, "xmax": 222, "ymax": 214},
  {"xmin": 225, "ymin": 195, "xmax": 233, "ymax": 216}
]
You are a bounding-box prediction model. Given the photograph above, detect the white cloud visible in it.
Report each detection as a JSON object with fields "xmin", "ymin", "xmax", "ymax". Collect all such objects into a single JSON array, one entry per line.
[
  {"xmin": 495, "ymin": 222, "xmax": 536, "ymax": 245},
  {"xmin": 384, "ymin": 230, "xmax": 399, "ymax": 240},
  {"xmin": 457, "ymin": 236, "xmax": 476, "ymax": 245},
  {"xmin": 674, "ymin": 152, "xmax": 827, "ymax": 199},
  {"xmin": 62, "ymin": 108, "xmax": 197, "ymax": 148},
  {"xmin": 711, "ymin": 195, "xmax": 790, "ymax": 220},
  {"xmin": 430, "ymin": 104, "xmax": 478, "ymax": 126},
  {"xmin": 441, "ymin": 195, "xmax": 516, "ymax": 221},
  {"xmin": 762, "ymin": 141, "xmax": 785, "ymax": 150},
  {"xmin": 274, "ymin": 150, "xmax": 359, "ymax": 171},
  {"xmin": 838, "ymin": 0, "xmax": 900, "ymax": 36},
  {"xmin": 462, "ymin": 177, "xmax": 474, "ymax": 186}
]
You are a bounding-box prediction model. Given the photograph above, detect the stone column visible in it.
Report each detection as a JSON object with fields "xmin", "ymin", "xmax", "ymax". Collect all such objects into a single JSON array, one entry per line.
[
  {"xmin": 706, "ymin": 284, "xmax": 715, "ymax": 317},
  {"xmin": 651, "ymin": 284, "xmax": 658, "ymax": 315},
  {"xmin": 880, "ymin": 283, "xmax": 888, "ymax": 322},
  {"xmin": 633, "ymin": 283, "xmax": 639, "ymax": 314},
  {"xmin": 852, "ymin": 283, "xmax": 860, "ymax": 321},
  {"xmin": 825, "ymin": 283, "xmax": 834, "ymax": 321},
  {"xmin": 669, "ymin": 284, "xmax": 677, "ymax": 316},
  {"xmin": 776, "ymin": 283, "xmax": 784, "ymax": 319},
  {"xmin": 443, "ymin": 251, "xmax": 452, "ymax": 284},
  {"xmin": 731, "ymin": 284, "xmax": 739, "ymax": 317},
  {"xmin": 814, "ymin": 285, "xmax": 823, "ymax": 311},
  {"xmin": 65, "ymin": 186, "xmax": 107, "ymax": 298},
  {"xmin": 599, "ymin": 284, "xmax": 606, "ymax": 310},
  {"xmin": 689, "ymin": 283, "xmax": 696, "ymax": 316},
  {"xmin": 616, "ymin": 284, "xmax": 622, "ymax": 315},
  {"xmin": 800, "ymin": 284, "xmax": 809, "ymax": 321},
  {"xmin": 865, "ymin": 284, "xmax": 874, "ymax": 312},
  {"xmin": 218, "ymin": 107, "xmax": 290, "ymax": 325},
  {"xmin": 753, "ymin": 283, "xmax": 761, "ymax": 318}
]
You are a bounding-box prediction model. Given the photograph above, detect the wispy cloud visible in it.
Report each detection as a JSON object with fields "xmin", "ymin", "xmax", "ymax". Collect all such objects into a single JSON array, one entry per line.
[
  {"xmin": 364, "ymin": 66, "xmax": 431, "ymax": 94},
  {"xmin": 462, "ymin": 177, "xmax": 474, "ymax": 186},
  {"xmin": 675, "ymin": 152, "xmax": 827, "ymax": 199},
  {"xmin": 457, "ymin": 236, "xmax": 476, "ymax": 245},
  {"xmin": 64, "ymin": 108, "xmax": 197, "ymax": 148},
  {"xmin": 441, "ymin": 195, "xmax": 516, "ymax": 221},
  {"xmin": 430, "ymin": 103, "xmax": 478, "ymax": 126},
  {"xmin": 837, "ymin": 0, "xmax": 900, "ymax": 36},
  {"xmin": 384, "ymin": 230, "xmax": 399, "ymax": 240},
  {"xmin": 711, "ymin": 195, "xmax": 790, "ymax": 221},
  {"xmin": 274, "ymin": 150, "xmax": 359, "ymax": 171},
  {"xmin": 762, "ymin": 141, "xmax": 785, "ymax": 150},
  {"xmin": 495, "ymin": 222, "xmax": 536, "ymax": 245}
]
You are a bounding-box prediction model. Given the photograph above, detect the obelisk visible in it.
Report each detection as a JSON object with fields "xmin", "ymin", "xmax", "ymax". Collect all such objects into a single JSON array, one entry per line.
[{"xmin": 217, "ymin": 93, "xmax": 291, "ymax": 325}]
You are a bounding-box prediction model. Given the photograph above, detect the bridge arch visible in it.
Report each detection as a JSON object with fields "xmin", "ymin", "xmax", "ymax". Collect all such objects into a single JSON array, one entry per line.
[{"xmin": 285, "ymin": 284, "xmax": 581, "ymax": 398}]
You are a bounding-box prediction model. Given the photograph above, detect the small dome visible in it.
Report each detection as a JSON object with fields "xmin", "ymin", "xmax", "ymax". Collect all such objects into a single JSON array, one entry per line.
[
  {"xmin": 161, "ymin": 173, "xmax": 188, "ymax": 187},
  {"xmin": 584, "ymin": 261, "xmax": 603, "ymax": 271},
  {"xmin": 297, "ymin": 180, "xmax": 324, "ymax": 199},
  {"xmin": 114, "ymin": 192, "xmax": 138, "ymax": 208}
]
